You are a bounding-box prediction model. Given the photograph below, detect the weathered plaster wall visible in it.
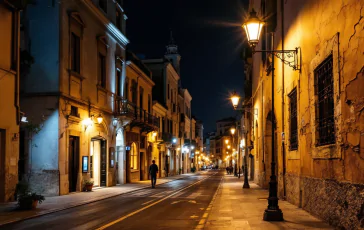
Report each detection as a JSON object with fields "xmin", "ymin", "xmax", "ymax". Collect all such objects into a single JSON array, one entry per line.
[
  {"xmin": 20, "ymin": 96, "xmax": 59, "ymax": 196},
  {"xmin": 0, "ymin": 4, "xmax": 19, "ymax": 202},
  {"xmin": 249, "ymin": 0, "xmax": 364, "ymax": 229}
]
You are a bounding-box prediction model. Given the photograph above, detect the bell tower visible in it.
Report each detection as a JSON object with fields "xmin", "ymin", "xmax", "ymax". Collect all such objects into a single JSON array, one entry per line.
[{"xmin": 165, "ymin": 30, "xmax": 181, "ymax": 75}]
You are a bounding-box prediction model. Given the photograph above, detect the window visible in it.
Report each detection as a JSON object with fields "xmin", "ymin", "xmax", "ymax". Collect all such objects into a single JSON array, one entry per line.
[
  {"xmin": 99, "ymin": 0, "xmax": 107, "ymax": 13},
  {"xmin": 70, "ymin": 106, "xmax": 79, "ymax": 117},
  {"xmin": 139, "ymin": 87, "xmax": 144, "ymax": 109},
  {"xmin": 148, "ymin": 94, "xmax": 151, "ymax": 113},
  {"xmin": 315, "ymin": 54, "xmax": 335, "ymax": 146},
  {"xmin": 98, "ymin": 53, "xmax": 106, "ymax": 88},
  {"xmin": 116, "ymin": 69, "xmax": 121, "ymax": 96},
  {"xmin": 97, "ymin": 37, "xmax": 107, "ymax": 88},
  {"xmin": 130, "ymin": 143, "xmax": 137, "ymax": 169},
  {"xmin": 116, "ymin": 10, "xmax": 122, "ymax": 32},
  {"xmin": 71, "ymin": 33, "xmax": 80, "ymax": 73},
  {"xmin": 288, "ymin": 88, "xmax": 298, "ymax": 150},
  {"xmin": 125, "ymin": 77, "xmax": 129, "ymax": 100},
  {"xmin": 168, "ymin": 84, "xmax": 170, "ymax": 99},
  {"xmin": 11, "ymin": 11, "xmax": 18, "ymax": 71},
  {"xmin": 131, "ymin": 80, "xmax": 137, "ymax": 104}
]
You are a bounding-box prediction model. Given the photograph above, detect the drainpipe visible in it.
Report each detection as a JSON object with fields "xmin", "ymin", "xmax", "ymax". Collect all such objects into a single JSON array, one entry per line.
[
  {"xmin": 15, "ymin": 10, "xmax": 20, "ymax": 126},
  {"xmin": 281, "ymin": 0, "xmax": 287, "ymax": 199}
]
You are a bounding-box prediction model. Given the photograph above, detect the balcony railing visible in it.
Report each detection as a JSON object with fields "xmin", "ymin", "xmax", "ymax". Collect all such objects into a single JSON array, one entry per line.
[{"xmin": 115, "ymin": 98, "xmax": 159, "ymax": 129}]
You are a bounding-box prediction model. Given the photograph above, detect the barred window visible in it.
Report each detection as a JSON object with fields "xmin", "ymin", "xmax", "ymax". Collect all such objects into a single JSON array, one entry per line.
[
  {"xmin": 288, "ymin": 88, "xmax": 298, "ymax": 150},
  {"xmin": 315, "ymin": 54, "xmax": 335, "ymax": 146}
]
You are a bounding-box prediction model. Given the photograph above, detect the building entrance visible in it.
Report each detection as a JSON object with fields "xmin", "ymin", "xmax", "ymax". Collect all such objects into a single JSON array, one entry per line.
[
  {"xmin": 90, "ymin": 139, "xmax": 107, "ymax": 187},
  {"xmin": 0, "ymin": 129, "xmax": 5, "ymax": 201},
  {"xmin": 69, "ymin": 136, "xmax": 79, "ymax": 192}
]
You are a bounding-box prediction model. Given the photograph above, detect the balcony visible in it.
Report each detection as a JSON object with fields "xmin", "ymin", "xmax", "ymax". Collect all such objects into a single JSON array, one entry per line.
[{"xmin": 115, "ymin": 98, "xmax": 159, "ymax": 132}]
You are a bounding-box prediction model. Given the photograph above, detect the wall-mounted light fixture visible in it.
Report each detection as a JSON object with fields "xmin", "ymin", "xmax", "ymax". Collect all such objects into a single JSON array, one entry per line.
[{"xmin": 96, "ymin": 114, "xmax": 103, "ymax": 124}]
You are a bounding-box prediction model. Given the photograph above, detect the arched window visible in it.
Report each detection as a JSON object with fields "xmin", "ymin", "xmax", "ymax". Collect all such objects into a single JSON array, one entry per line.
[{"xmin": 130, "ymin": 142, "xmax": 138, "ymax": 169}]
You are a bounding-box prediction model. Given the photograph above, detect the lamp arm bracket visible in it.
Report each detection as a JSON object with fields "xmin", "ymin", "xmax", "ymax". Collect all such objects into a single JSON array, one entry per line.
[{"xmin": 253, "ymin": 47, "xmax": 301, "ymax": 72}]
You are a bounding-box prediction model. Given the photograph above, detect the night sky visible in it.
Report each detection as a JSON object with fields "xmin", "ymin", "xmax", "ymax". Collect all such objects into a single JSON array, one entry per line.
[{"xmin": 124, "ymin": 0, "xmax": 248, "ymax": 132}]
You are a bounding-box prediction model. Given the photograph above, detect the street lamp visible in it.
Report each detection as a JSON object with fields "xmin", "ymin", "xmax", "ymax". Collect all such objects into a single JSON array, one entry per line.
[
  {"xmin": 241, "ymin": 8, "xmax": 302, "ymax": 222},
  {"xmin": 230, "ymin": 127, "xmax": 237, "ymax": 176}
]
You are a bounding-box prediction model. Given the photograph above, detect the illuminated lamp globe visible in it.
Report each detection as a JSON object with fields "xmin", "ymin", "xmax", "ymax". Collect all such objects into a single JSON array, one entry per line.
[{"xmin": 242, "ymin": 9, "xmax": 265, "ymax": 48}]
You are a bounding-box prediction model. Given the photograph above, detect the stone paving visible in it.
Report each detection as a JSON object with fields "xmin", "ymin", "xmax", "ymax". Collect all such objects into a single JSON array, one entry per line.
[
  {"xmin": 203, "ymin": 174, "xmax": 333, "ymax": 230},
  {"xmin": 0, "ymin": 173, "xmax": 196, "ymax": 226}
]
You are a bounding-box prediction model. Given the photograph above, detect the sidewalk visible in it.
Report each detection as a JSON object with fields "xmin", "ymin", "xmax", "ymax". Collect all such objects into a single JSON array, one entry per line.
[
  {"xmin": 203, "ymin": 174, "xmax": 333, "ymax": 230},
  {"xmin": 0, "ymin": 173, "xmax": 197, "ymax": 226}
]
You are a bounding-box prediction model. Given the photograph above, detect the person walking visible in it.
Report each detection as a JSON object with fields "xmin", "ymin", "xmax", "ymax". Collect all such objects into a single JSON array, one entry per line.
[{"xmin": 149, "ymin": 160, "xmax": 159, "ymax": 188}]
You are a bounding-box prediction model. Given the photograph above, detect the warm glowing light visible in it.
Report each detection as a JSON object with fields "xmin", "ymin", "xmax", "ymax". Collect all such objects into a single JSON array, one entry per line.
[
  {"xmin": 230, "ymin": 92, "xmax": 240, "ymax": 109},
  {"xmin": 83, "ymin": 117, "xmax": 93, "ymax": 127},
  {"xmin": 153, "ymin": 132, "xmax": 157, "ymax": 137},
  {"xmin": 241, "ymin": 139, "xmax": 246, "ymax": 148},
  {"xmin": 242, "ymin": 9, "xmax": 265, "ymax": 47},
  {"xmin": 177, "ymin": 147, "xmax": 181, "ymax": 151},
  {"xmin": 225, "ymin": 139, "xmax": 229, "ymax": 144},
  {"xmin": 227, "ymin": 145, "xmax": 231, "ymax": 149},
  {"xmin": 97, "ymin": 114, "xmax": 103, "ymax": 124},
  {"xmin": 230, "ymin": 127, "xmax": 236, "ymax": 135}
]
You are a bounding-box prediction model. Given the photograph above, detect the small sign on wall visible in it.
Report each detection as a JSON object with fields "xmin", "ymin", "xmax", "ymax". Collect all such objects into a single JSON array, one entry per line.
[
  {"xmin": 82, "ymin": 156, "xmax": 89, "ymax": 173},
  {"xmin": 126, "ymin": 146, "xmax": 131, "ymax": 151}
]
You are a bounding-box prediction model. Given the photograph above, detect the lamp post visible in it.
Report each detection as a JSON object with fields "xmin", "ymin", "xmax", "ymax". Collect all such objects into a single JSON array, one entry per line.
[
  {"xmin": 230, "ymin": 127, "xmax": 238, "ymax": 177},
  {"xmin": 230, "ymin": 92, "xmax": 250, "ymax": 189},
  {"xmin": 241, "ymin": 8, "xmax": 301, "ymax": 222}
]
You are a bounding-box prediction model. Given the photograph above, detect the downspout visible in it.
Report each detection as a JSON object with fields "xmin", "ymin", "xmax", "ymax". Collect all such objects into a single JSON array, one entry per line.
[
  {"xmin": 59, "ymin": 1, "xmax": 64, "ymax": 196},
  {"xmin": 280, "ymin": 0, "xmax": 287, "ymax": 199},
  {"xmin": 15, "ymin": 10, "xmax": 20, "ymax": 126}
]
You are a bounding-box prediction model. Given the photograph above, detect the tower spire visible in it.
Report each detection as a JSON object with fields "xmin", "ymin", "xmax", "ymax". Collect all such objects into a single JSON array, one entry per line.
[
  {"xmin": 166, "ymin": 29, "xmax": 178, "ymax": 54},
  {"xmin": 169, "ymin": 29, "xmax": 175, "ymax": 45}
]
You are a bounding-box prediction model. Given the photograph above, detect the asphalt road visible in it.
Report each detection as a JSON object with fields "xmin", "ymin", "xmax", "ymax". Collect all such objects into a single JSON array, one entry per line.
[{"xmin": 2, "ymin": 170, "xmax": 224, "ymax": 230}]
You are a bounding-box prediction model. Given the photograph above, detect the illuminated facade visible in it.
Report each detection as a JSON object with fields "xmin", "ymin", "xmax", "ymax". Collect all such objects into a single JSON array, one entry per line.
[
  {"xmin": 0, "ymin": 1, "xmax": 20, "ymax": 202},
  {"xmin": 244, "ymin": 0, "xmax": 364, "ymax": 228},
  {"xmin": 20, "ymin": 0, "xmax": 129, "ymax": 195}
]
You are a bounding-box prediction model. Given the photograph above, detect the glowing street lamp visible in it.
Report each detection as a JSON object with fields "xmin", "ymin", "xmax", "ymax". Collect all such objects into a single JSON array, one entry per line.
[
  {"xmin": 230, "ymin": 127, "xmax": 236, "ymax": 135},
  {"xmin": 97, "ymin": 114, "xmax": 103, "ymax": 124},
  {"xmin": 242, "ymin": 9, "xmax": 265, "ymax": 48},
  {"xmin": 230, "ymin": 91, "xmax": 241, "ymax": 110},
  {"xmin": 240, "ymin": 7, "xmax": 304, "ymax": 222}
]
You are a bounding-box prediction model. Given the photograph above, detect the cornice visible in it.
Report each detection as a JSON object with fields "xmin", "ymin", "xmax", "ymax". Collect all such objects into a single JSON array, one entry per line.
[
  {"xmin": 81, "ymin": 0, "xmax": 129, "ymax": 47},
  {"xmin": 126, "ymin": 62, "xmax": 155, "ymax": 87}
]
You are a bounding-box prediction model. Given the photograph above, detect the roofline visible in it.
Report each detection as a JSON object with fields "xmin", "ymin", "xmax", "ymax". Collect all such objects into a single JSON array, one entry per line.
[{"xmin": 126, "ymin": 61, "xmax": 155, "ymax": 87}]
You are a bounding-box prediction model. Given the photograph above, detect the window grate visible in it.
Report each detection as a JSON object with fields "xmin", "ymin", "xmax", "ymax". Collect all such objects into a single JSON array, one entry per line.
[
  {"xmin": 315, "ymin": 54, "xmax": 335, "ymax": 146},
  {"xmin": 288, "ymin": 88, "xmax": 298, "ymax": 150}
]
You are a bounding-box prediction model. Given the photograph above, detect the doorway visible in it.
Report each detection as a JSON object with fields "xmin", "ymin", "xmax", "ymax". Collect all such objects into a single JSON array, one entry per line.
[
  {"xmin": 90, "ymin": 139, "xmax": 107, "ymax": 187},
  {"xmin": 0, "ymin": 129, "xmax": 5, "ymax": 202},
  {"xmin": 69, "ymin": 136, "xmax": 80, "ymax": 193},
  {"xmin": 139, "ymin": 152, "xmax": 144, "ymax": 180}
]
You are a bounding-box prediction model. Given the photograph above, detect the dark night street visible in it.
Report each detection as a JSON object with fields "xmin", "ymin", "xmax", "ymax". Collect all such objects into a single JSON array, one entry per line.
[
  {"xmin": 0, "ymin": 1, "xmax": 362, "ymax": 229},
  {"xmin": 1, "ymin": 171, "xmax": 222, "ymax": 230}
]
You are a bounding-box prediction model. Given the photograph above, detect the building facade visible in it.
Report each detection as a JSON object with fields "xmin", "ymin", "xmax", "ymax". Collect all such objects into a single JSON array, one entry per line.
[
  {"xmin": 244, "ymin": 0, "xmax": 364, "ymax": 229},
  {"xmin": 0, "ymin": 1, "xmax": 21, "ymax": 202},
  {"xmin": 143, "ymin": 41, "xmax": 181, "ymax": 177},
  {"xmin": 20, "ymin": 0, "xmax": 129, "ymax": 195}
]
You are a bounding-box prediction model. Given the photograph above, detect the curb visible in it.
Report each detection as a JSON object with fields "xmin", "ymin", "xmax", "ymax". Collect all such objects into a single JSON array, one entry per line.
[{"xmin": 0, "ymin": 174, "xmax": 192, "ymax": 226}]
